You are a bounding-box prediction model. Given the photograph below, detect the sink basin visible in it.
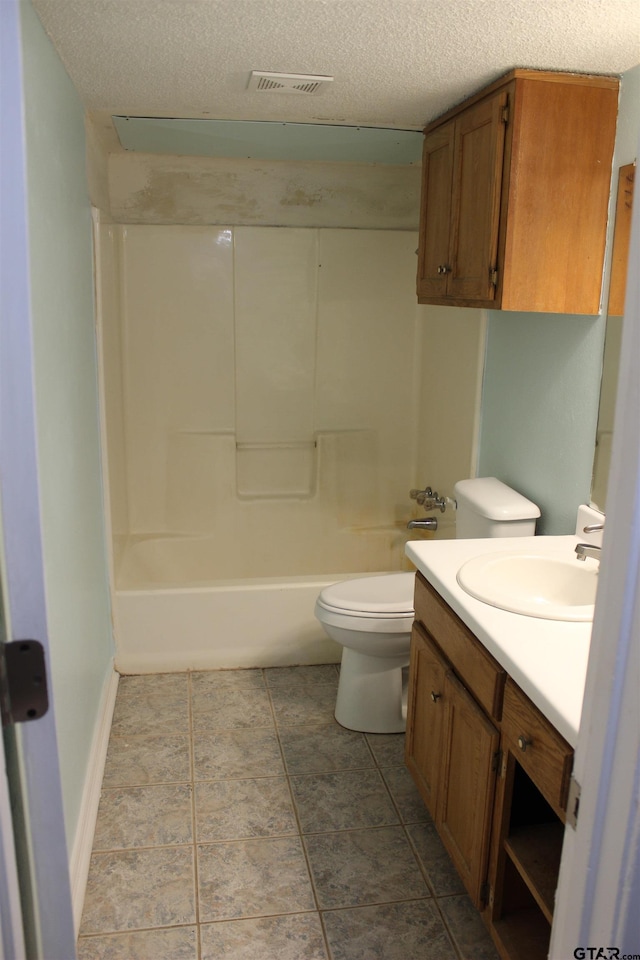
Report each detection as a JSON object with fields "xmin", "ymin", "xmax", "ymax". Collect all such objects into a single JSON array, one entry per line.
[{"xmin": 456, "ymin": 550, "xmax": 598, "ymax": 621}]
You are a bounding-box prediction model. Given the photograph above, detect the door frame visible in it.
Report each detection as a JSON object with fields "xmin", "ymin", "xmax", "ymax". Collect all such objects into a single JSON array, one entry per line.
[{"xmin": 0, "ymin": 2, "xmax": 77, "ymax": 957}]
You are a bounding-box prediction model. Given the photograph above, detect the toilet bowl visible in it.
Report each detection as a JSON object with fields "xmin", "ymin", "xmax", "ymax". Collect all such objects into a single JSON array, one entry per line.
[
  {"xmin": 314, "ymin": 573, "xmax": 415, "ymax": 733},
  {"xmin": 314, "ymin": 478, "xmax": 541, "ymax": 735}
]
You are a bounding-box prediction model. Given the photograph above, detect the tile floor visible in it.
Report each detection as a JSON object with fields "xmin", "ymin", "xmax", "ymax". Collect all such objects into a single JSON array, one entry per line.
[{"xmin": 78, "ymin": 665, "xmax": 499, "ymax": 960}]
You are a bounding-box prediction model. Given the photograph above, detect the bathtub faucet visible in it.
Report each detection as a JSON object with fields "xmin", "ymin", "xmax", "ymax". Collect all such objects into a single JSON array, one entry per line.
[
  {"xmin": 407, "ymin": 517, "xmax": 438, "ymax": 531},
  {"xmin": 409, "ymin": 487, "xmax": 447, "ymax": 513}
]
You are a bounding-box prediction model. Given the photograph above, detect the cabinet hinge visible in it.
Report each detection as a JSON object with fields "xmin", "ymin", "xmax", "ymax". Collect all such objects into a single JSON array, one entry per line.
[
  {"xmin": 501, "ymin": 104, "xmax": 509, "ymax": 124},
  {"xmin": 489, "ymin": 266, "xmax": 498, "ymax": 286},
  {"xmin": 0, "ymin": 640, "xmax": 49, "ymax": 727},
  {"xmin": 492, "ymin": 749, "xmax": 502, "ymax": 774},
  {"xmin": 567, "ymin": 774, "xmax": 581, "ymax": 829}
]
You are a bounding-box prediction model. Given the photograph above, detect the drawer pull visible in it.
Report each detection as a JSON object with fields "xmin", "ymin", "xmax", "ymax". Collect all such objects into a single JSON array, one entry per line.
[
  {"xmin": 517, "ymin": 735, "xmax": 532, "ymax": 752},
  {"xmin": 431, "ymin": 691, "xmax": 442, "ymax": 703}
]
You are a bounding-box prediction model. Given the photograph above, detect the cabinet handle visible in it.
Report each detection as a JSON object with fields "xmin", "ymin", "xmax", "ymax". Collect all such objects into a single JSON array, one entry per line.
[
  {"xmin": 430, "ymin": 691, "xmax": 442, "ymax": 702},
  {"xmin": 517, "ymin": 735, "xmax": 532, "ymax": 752},
  {"xmin": 437, "ymin": 265, "xmax": 452, "ymax": 275}
]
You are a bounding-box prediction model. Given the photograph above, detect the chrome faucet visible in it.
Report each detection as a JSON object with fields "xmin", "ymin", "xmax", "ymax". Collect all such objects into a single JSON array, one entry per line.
[
  {"xmin": 575, "ymin": 542, "xmax": 601, "ymax": 561},
  {"xmin": 407, "ymin": 517, "xmax": 438, "ymax": 531},
  {"xmin": 409, "ymin": 487, "xmax": 447, "ymax": 513}
]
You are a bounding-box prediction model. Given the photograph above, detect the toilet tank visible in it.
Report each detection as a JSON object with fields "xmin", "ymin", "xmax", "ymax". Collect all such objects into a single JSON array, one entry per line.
[{"xmin": 454, "ymin": 477, "xmax": 540, "ymax": 539}]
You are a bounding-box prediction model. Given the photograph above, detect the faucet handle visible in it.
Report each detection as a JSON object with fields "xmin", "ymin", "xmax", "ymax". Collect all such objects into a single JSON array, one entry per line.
[
  {"xmin": 583, "ymin": 522, "xmax": 604, "ymax": 533},
  {"xmin": 410, "ymin": 487, "xmax": 432, "ymax": 502}
]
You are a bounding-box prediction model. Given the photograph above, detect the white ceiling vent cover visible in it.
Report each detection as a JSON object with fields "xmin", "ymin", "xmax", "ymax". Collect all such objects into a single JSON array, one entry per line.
[{"xmin": 248, "ymin": 71, "xmax": 334, "ymax": 95}]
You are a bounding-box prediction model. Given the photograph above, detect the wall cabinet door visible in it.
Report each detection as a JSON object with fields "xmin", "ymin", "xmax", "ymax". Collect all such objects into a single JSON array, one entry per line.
[
  {"xmin": 416, "ymin": 122, "xmax": 455, "ymax": 301},
  {"xmin": 416, "ymin": 89, "xmax": 507, "ymax": 305},
  {"xmin": 448, "ymin": 90, "xmax": 508, "ymax": 303}
]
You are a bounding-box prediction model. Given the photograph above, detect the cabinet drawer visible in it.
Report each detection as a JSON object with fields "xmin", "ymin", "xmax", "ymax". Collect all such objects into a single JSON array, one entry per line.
[
  {"xmin": 413, "ymin": 573, "xmax": 505, "ymax": 719},
  {"xmin": 502, "ymin": 680, "xmax": 573, "ymax": 817}
]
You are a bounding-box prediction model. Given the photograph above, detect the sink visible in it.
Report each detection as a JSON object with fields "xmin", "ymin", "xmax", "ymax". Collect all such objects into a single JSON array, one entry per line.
[{"xmin": 456, "ymin": 550, "xmax": 598, "ymax": 621}]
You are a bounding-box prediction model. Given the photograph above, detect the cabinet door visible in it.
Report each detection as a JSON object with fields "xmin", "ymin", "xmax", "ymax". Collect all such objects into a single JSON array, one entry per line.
[
  {"xmin": 448, "ymin": 89, "xmax": 508, "ymax": 302},
  {"xmin": 416, "ymin": 122, "xmax": 455, "ymax": 301},
  {"xmin": 405, "ymin": 623, "xmax": 446, "ymax": 818},
  {"xmin": 438, "ymin": 668, "xmax": 500, "ymax": 907}
]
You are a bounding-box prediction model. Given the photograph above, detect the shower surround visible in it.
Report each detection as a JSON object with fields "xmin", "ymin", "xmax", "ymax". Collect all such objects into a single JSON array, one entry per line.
[{"xmin": 97, "ymin": 222, "xmax": 432, "ymax": 671}]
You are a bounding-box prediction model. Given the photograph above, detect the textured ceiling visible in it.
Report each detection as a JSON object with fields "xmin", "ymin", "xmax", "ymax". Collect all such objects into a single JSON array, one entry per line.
[{"xmin": 32, "ymin": 0, "xmax": 640, "ymax": 134}]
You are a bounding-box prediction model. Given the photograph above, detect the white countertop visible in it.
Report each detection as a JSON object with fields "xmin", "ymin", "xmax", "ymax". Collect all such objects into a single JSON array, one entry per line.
[{"xmin": 405, "ymin": 534, "xmax": 596, "ymax": 747}]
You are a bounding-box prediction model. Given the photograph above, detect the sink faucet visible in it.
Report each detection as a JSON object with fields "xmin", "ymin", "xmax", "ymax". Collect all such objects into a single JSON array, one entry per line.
[
  {"xmin": 407, "ymin": 517, "xmax": 438, "ymax": 531},
  {"xmin": 575, "ymin": 542, "xmax": 601, "ymax": 561}
]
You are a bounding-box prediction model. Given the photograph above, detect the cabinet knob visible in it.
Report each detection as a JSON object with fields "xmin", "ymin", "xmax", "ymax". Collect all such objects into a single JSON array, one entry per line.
[
  {"xmin": 437, "ymin": 265, "xmax": 452, "ymax": 275},
  {"xmin": 517, "ymin": 735, "xmax": 532, "ymax": 752},
  {"xmin": 430, "ymin": 691, "xmax": 442, "ymax": 703}
]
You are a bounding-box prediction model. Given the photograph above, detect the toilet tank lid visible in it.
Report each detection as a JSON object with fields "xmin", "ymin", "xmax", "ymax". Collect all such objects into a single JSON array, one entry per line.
[
  {"xmin": 454, "ymin": 477, "xmax": 541, "ymax": 521},
  {"xmin": 319, "ymin": 573, "xmax": 415, "ymax": 614}
]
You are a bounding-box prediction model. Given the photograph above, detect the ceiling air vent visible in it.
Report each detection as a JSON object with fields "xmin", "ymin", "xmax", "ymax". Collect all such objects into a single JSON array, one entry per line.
[{"xmin": 247, "ymin": 71, "xmax": 334, "ymax": 95}]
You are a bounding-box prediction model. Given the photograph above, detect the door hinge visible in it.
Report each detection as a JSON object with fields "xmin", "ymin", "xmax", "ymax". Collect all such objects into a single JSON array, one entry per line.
[
  {"xmin": 1, "ymin": 640, "xmax": 49, "ymax": 727},
  {"xmin": 567, "ymin": 775, "xmax": 581, "ymax": 829},
  {"xmin": 501, "ymin": 104, "xmax": 509, "ymax": 124},
  {"xmin": 492, "ymin": 749, "xmax": 502, "ymax": 774},
  {"xmin": 489, "ymin": 267, "xmax": 498, "ymax": 286}
]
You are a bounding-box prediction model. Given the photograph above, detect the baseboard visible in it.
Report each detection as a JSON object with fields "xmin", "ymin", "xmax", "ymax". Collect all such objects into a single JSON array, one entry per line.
[{"xmin": 69, "ymin": 664, "xmax": 119, "ymax": 935}]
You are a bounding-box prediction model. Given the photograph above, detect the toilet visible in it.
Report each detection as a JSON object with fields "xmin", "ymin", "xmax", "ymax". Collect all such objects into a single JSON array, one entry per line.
[{"xmin": 314, "ymin": 477, "xmax": 540, "ymax": 733}]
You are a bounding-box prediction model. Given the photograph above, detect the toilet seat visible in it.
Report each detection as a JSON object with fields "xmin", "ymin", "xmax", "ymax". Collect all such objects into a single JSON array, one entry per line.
[{"xmin": 317, "ymin": 573, "xmax": 415, "ymax": 616}]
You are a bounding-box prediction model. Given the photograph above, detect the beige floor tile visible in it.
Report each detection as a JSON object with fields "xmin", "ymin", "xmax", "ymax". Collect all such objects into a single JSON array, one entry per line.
[
  {"xmin": 290, "ymin": 769, "xmax": 399, "ymax": 834},
  {"xmin": 264, "ymin": 664, "xmax": 339, "ymax": 687},
  {"xmin": 77, "ymin": 925, "xmax": 198, "ymax": 960},
  {"xmin": 406, "ymin": 822, "xmax": 466, "ymax": 896},
  {"xmin": 322, "ymin": 899, "xmax": 457, "ymax": 960},
  {"xmin": 80, "ymin": 846, "xmax": 195, "ymax": 934},
  {"xmin": 200, "ymin": 914, "xmax": 329, "ymax": 960},
  {"xmin": 102, "ymin": 734, "xmax": 191, "ymax": 787},
  {"xmin": 111, "ymin": 676, "xmax": 189, "ymax": 738},
  {"xmin": 197, "ymin": 837, "xmax": 316, "ymax": 922},
  {"xmin": 195, "ymin": 777, "xmax": 297, "ymax": 842},
  {"xmin": 304, "ymin": 826, "xmax": 429, "ymax": 909},
  {"xmin": 364, "ymin": 732, "xmax": 406, "ymax": 766},
  {"xmin": 438, "ymin": 894, "xmax": 501, "ymax": 960},
  {"xmin": 380, "ymin": 765, "xmax": 431, "ymax": 824},
  {"xmin": 279, "ymin": 723, "xmax": 374, "ymax": 775},
  {"xmin": 269, "ymin": 684, "xmax": 338, "ymax": 726},
  {"xmin": 191, "ymin": 684, "xmax": 274, "ymax": 731},
  {"xmin": 190, "ymin": 668, "xmax": 266, "ymax": 691},
  {"xmin": 92, "ymin": 784, "xmax": 193, "ymax": 850},
  {"xmin": 193, "ymin": 727, "xmax": 284, "ymax": 780}
]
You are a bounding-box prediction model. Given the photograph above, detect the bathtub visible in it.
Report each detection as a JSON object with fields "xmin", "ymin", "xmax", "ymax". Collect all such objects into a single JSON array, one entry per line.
[{"xmin": 112, "ymin": 535, "xmax": 409, "ymax": 674}]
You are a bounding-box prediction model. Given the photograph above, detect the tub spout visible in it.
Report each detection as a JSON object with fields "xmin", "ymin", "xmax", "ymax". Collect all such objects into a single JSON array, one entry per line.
[{"xmin": 407, "ymin": 517, "xmax": 438, "ymax": 531}]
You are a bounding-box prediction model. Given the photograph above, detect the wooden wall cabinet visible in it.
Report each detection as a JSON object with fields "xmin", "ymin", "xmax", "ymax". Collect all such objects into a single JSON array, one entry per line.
[
  {"xmin": 406, "ymin": 573, "xmax": 574, "ymax": 960},
  {"xmin": 416, "ymin": 70, "xmax": 619, "ymax": 314}
]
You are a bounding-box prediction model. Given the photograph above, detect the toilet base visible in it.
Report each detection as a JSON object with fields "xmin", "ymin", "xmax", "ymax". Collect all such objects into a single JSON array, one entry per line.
[{"xmin": 334, "ymin": 648, "xmax": 410, "ymax": 733}]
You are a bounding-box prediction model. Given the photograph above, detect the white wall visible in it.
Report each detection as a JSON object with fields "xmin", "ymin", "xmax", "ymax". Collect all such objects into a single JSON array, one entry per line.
[{"xmin": 19, "ymin": 0, "xmax": 114, "ymax": 852}]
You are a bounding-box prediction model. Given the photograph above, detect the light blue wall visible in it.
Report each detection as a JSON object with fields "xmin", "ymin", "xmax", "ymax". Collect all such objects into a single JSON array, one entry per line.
[
  {"xmin": 478, "ymin": 64, "xmax": 640, "ymax": 535},
  {"xmin": 19, "ymin": 1, "xmax": 114, "ymax": 852}
]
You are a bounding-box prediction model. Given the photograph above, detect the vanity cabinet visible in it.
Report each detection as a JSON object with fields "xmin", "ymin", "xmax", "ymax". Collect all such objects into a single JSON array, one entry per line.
[
  {"xmin": 416, "ymin": 69, "xmax": 619, "ymax": 313},
  {"xmin": 405, "ymin": 573, "xmax": 574, "ymax": 960}
]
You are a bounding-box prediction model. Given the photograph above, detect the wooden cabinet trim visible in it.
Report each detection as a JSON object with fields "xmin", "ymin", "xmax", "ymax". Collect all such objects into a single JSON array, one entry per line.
[{"xmin": 423, "ymin": 68, "xmax": 619, "ymax": 134}]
